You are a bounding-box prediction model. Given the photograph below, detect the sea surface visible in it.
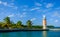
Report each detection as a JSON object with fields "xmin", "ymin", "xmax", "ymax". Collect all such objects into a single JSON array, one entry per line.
[{"xmin": 0, "ymin": 31, "xmax": 60, "ymax": 37}]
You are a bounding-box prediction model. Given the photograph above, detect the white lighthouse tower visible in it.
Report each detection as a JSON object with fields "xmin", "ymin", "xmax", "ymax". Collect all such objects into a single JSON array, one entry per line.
[{"xmin": 43, "ymin": 15, "xmax": 47, "ymax": 29}]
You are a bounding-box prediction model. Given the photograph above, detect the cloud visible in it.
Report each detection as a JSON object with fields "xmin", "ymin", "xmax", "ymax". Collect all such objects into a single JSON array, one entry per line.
[
  {"xmin": 23, "ymin": 12, "xmax": 26, "ymax": 15},
  {"xmin": 0, "ymin": 1, "xmax": 2, "ymax": 4},
  {"xmin": 52, "ymin": 11, "xmax": 60, "ymax": 17},
  {"xmin": 8, "ymin": 12, "xmax": 27, "ymax": 18},
  {"xmin": 6, "ymin": 3, "xmax": 18, "ymax": 10},
  {"xmin": 30, "ymin": 7, "xmax": 40, "ymax": 11},
  {"xmin": 42, "ymin": 9, "xmax": 50, "ymax": 13},
  {"xmin": 7, "ymin": 3, "xmax": 14, "ymax": 7},
  {"xmin": 0, "ymin": 1, "xmax": 18, "ymax": 10},
  {"xmin": 37, "ymin": 8, "xmax": 51, "ymax": 13},
  {"xmin": 0, "ymin": 1, "xmax": 7, "ymax": 5},
  {"xmin": 22, "ymin": 9, "xmax": 27, "ymax": 11},
  {"xmin": 20, "ymin": 12, "xmax": 26, "ymax": 18},
  {"xmin": 54, "ymin": 20, "xmax": 58, "ymax": 23},
  {"xmin": 46, "ymin": 3, "xmax": 53, "ymax": 8},
  {"xmin": 3, "ymin": 2, "xmax": 8, "ymax": 6},
  {"xmin": 35, "ymin": 2, "xmax": 42, "ymax": 6},
  {"xmin": 8, "ymin": 14, "xmax": 14, "ymax": 17},
  {"xmin": 13, "ymin": 6, "xmax": 18, "ymax": 10},
  {"xmin": 0, "ymin": 1, "xmax": 8, "ymax": 6},
  {"xmin": 31, "ymin": 18, "xmax": 36, "ymax": 21}
]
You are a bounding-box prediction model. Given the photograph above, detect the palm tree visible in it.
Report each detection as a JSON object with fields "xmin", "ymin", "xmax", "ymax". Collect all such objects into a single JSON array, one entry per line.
[
  {"xmin": 4, "ymin": 17, "xmax": 11, "ymax": 24},
  {"xmin": 10, "ymin": 21, "xmax": 16, "ymax": 28},
  {"xmin": 0, "ymin": 22, "xmax": 4, "ymax": 29},
  {"xmin": 16, "ymin": 21, "xmax": 22, "ymax": 28},
  {"xmin": 3, "ymin": 17, "xmax": 11, "ymax": 29},
  {"xmin": 26, "ymin": 20, "xmax": 32, "ymax": 29}
]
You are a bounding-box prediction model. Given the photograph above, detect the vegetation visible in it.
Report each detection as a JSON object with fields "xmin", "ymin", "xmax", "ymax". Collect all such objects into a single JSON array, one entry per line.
[
  {"xmin": 0, "ymin": 17, "xmax": 54, "ymax": 29},
  {"xmin": 16, "ymin": 21, "xmax": 23, "ymax": 28},
  {"xmin": 3, "ymin": 17, "xmax": 11, "ymax": 29},
  {"xmin": 26, "ymin": 20, "xmax": 32, "ymax": 29}
]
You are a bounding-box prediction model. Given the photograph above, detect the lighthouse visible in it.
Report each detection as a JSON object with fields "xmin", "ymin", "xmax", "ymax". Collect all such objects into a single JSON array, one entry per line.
[{"xmin": 43, "ymin": 15, "xmax": 47, "ymax": 29}]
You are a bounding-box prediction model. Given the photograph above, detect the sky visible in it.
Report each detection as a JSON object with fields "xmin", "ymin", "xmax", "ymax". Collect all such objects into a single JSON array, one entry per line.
[{"xmin": 0, "ymin": 0, "xmax": 60, "ymax": 27}]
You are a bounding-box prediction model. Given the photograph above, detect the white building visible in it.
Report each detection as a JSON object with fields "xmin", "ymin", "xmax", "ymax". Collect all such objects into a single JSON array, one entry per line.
[{"xmin": 43, "ymin": 15, "xmax": 47, "ymax": 29}]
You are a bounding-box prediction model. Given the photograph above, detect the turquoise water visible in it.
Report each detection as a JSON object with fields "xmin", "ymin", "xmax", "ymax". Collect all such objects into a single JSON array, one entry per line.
[{"xmin": 0, "ymin": 31, "xmax": 60, "ymax": 37}]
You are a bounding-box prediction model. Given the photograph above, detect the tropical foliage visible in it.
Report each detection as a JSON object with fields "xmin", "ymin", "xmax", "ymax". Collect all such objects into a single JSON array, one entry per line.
[
  {"xmin": 26, "ymin": 20, "xmax": 32, "ymax": 28},
  {"xmin": 16, "ymin": 21, "xmax": 23, "ymax": 28},
  {"xmin": 0, "ymin": 17, "xmax": 54, "ymax": 29}
]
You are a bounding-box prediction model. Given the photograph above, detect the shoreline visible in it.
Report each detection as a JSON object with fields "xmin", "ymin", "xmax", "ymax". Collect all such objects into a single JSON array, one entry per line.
[
  {"xmin": 0, "ymin": 28, "xmax": 60, "ymax": 32},
  {"xmin": 0, "ymin": 29, "xmax": 49, "ymax": 32}
]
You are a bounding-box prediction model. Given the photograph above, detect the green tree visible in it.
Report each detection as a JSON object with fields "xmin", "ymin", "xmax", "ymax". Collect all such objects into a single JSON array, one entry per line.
[
  {"xmin": 0, "ymin": 22, "xmax": 4, "ymax": 29},
  {"xmin": 4, "ymin": 17, "xmax": 11, "ymax": 24},
  {"xmin": 3, "ymin": 17, "xmax": 11, "ymax": 29},
  {"xmin": 10, "ymin": 21, "xmax": 16, "ymax": 28},
  {"xmin": 16, "ymin": 21, "xmax": 22, "ymax": 28},
  {"xmin": 26, "ymin": 20, "xmax": 32, "ymax": 28}
]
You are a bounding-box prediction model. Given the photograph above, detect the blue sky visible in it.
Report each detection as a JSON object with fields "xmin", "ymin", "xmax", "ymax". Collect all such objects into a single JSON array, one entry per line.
[{"xmin": 0, "ymin": 0, "xmax": 60, "ymax": 27}]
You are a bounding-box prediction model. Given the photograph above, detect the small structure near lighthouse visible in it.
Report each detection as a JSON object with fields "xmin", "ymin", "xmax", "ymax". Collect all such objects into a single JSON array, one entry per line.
[{"xmin": 43, "ymin": 15, "xmax": 47, "ymax": 30}]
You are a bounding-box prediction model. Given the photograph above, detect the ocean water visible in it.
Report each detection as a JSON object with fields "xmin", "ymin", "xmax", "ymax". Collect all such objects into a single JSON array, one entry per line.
[{"xmin": 0, "ymin": 31, "xmax": 60, "ymax": 37}]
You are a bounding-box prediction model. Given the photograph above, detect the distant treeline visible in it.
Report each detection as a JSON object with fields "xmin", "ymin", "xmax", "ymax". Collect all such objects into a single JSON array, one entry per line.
[{"xmin": 0, "ymin": 17, "xmax": 54, "ymax": 29}]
